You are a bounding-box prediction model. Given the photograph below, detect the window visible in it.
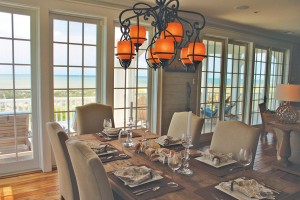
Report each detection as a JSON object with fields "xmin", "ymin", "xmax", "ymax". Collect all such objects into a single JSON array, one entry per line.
[
  {"xmin": 200, "ymin": 38, "xmax": 224, "ymax": 133},
  {"xmin": 267, "ymin": 50, "xmax": 284, "ymax": 110},
  {"xmin": 0, "ymin": 11, "xmax": 33, "ymax": 163},
  {"xmin": 51, "ymin": 14, "xmax": 99, "ymax": 134},
  {"xmin": 225, "ymin": 42, "xmax": 247, "ymax": 121},
  {"xmin": 114, "ymin": 26, "xmax": 151, "ymax": 129}
]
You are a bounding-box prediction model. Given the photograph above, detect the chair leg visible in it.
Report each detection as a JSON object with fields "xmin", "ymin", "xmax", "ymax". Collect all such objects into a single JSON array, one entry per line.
[{"xmin": 61, "ymin": 196, "xmax": 65, "ymax": 200}]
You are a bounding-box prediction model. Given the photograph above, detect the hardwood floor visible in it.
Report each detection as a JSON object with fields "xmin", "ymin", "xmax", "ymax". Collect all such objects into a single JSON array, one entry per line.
[{"xmin": 0, "ymin": 133, "xmax": 279, "ymax": 200}]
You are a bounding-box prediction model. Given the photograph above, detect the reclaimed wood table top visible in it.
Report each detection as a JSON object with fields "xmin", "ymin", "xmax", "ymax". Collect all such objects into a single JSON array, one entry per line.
[{"xmin": 73, "ymin": 132, "xmax": 300, "ymax": 200}]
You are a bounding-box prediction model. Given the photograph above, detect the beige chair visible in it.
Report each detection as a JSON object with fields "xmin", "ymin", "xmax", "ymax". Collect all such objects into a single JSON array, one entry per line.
[
  {"xmin": 167, "ymin": 112, "xmax": 204, "ymax": 148},
  {"xmin": 75, "ymin": 103, "xmax": 114, "ymax": 135},
  {"xmin": 210, "ymin": 120, "xmax": 260, "ymax": 167},
  {"xmin": 66, "ymin": 140, "xmax": 114, "ymax": 200},
  {"xmin": 46, "ymin": 122, "xmax": 79, "ymax": 200}
]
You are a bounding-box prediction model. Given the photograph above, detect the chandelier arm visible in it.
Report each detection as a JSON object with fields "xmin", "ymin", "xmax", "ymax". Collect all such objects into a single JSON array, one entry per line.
[
  {"xmin": 176, "ymin": 9, "xmax": 206, "ymax": 30},
  {"xmin": 175, "ymin": 16, "xmax": 194, "ymax": 47}
]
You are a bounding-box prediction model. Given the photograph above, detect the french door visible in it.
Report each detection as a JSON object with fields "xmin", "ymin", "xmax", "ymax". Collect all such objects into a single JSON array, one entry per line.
[{"xmin": 0, "ymin": 7, "xmax": 39, "ymax": 175}]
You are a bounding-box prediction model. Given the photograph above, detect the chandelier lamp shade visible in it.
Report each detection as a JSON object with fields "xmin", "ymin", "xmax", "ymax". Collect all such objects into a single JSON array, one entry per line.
[{"xmin": 115, "ymin": 0, "xmax": 206, "ymax": 71}]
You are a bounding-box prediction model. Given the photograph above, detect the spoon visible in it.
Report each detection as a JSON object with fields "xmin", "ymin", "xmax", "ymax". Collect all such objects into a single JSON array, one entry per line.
[{"xmin": 135, "ymin": 186, "xmax": 160, "ymax": 195}]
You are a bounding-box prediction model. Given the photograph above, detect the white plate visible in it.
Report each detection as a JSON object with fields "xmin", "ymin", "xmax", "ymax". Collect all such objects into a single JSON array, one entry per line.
[
  {"xmin": 114, "ymin": 171, "xmax": 163, "ymax": 188},
  {"xmin": 154, "ymin": 139, "xmax": 182, "ymax": 147},
  {"xmin": 215, "ymin": 184, "xmax": 257, "ymax": 200},
  {"xmin": 195, "ymin": 156, "xmax": 237, "ymax": 168}
]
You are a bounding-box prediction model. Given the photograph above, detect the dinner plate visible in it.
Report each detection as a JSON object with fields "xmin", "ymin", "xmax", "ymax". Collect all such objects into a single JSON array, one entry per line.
[
  {"xmin": 195, "ymin": 156, "xmax": 237, "ymax": 168},
  {"xmin": 215, "ymin": 184, "xmax": 256, "ymax": 200},
  {"xmin": 114, "ymin": 171, "xmax": 163, "ymax": 188},
  {"xmin": 154, "ymin": 139, "xmax": 182, "ymax": 147}
]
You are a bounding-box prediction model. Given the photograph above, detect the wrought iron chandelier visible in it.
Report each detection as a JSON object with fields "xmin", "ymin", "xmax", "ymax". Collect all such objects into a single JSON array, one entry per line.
[{"xmin": 115, "ymin": 0, "xmax": 206, "ymax": 71}]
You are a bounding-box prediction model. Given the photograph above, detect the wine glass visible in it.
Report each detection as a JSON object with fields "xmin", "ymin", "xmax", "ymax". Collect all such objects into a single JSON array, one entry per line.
[
  {"xmin": 167, "ymin": 152, "xmax": 182, "ymax": 187},
  {"xmin": 181, "ymin": 134, "xmax": 193, "ymax": 148},
  {"xmin": 118, "ymin": 129, "xmax": 127, "ymax": 158},
  {"xmin": 141, "ymin": 120, "xmax": 149, "ymax": 141},
  {"xmin": 238, "ymin": 148, "xmax": 252, "ymax": 171},
  {"xmin": 103, "ymin": 118, "xmax": 112, "ymax": 130}
]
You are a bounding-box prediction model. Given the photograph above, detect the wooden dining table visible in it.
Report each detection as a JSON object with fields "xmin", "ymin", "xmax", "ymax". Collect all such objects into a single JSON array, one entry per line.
[{"xmin": 73, "ymin": 131, "xmax": 300, "ymax": 200}]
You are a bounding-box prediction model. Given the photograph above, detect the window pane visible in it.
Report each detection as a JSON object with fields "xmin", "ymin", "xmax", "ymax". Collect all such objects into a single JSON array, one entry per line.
[
  {"xmin": 69, "ymin": 89, "xmax": 82, "ymax": 111},
  {"xmin": 0, "ymin": 90, "xmax": 14, "ymax": 112},
  {"xmin": 114, "ymin": 109, "xmax": 124, "ymax": 128},
  {"xmin": 14, "ymin": 40, "xmax": 31, "ymax": 64},
  {"xmin": 53, "ymin": 19, "xmax": 68, "ymax": 42},
  {"xmin": 54, "ymin": 67, "xmax": 68, "ymax": 89},
  {"xmin": 69, "ymin": 44, "xmax": 82, "ymax": 66},
  {"xmin": 0, "ymin": 12, "xmax": 12, "ymax": 38},
  {"xmin": 84, "ymin": 46, "xmax": 96, "ymax": 66},
  {"xmin": 114, "ymin": 89, "xmax": 125, "ymax": 108},
  {"xmin": 0, "ymin": 65, "xmax": 13, "ymax": 89},
  {"xmin": 126, "ymin": 69, "xmax": 137, "ymax": 88},
  {"xmin": 138, "ymin": 69, "xmax": 148, "ymax": 87},
  {"xmin": 54, "ymin": 90, "xmax": 68, "ymax": 112},
  {"xmin": 84, "ymin": 68, "xmax": 96, "ymax": 88},
  {"xmin": 69, "ymin": 67, "xmax": 82, "ymax": 88},
  {"xmin": 69, "ymin": 21, "xmax": 82, "ymax": 44},
  {"xmin": 15, "ymin": 90, "xmax": 31, "ymax": 112},
  {"xmin": 84, "ymin": 23, "xmax": 97, "ymax": 45},
  {"xmin": 54, "ymin": 43, "xmax": 67, "ymax": 65},
  {"xmin": 114, "ymin": 68, "xmax": 125, "ymax": 88},
  {"xmin": 0, "ymin": 39, "xmax": 12, "ymax": 63},
  {"xmin": 13, "ymin": 14, "xmax": 30, "ymax": 39},
  {"xmin": 84, "ymin": 89, "xmax": 96, "ymax": 104},
  {"xmin": 15, "ymin": 65, "xmax": 31, "ymax": 89}
]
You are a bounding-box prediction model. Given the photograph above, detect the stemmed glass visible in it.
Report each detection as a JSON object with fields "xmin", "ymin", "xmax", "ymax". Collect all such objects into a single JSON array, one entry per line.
[
  {"xmin": 141, "ymin": 120, "xmax": 149, "ymax": 141},
  {"xmin": 118, "ymin": 129, "xmax": 127, "ymax": 158},
  {"xmin": 103, "ymin": 118, "xmax": 112, "ymax": 130},
  {"xmin": 238, "ymin": 148, "xmax": 253, "ymax": 171},
  {"xmin": 178, "ymin": 134, "xmax": 194, "ymax": 176},
  {"xmin": 167, "ymin": 152, "xmax": 182, "ymax": 187}
]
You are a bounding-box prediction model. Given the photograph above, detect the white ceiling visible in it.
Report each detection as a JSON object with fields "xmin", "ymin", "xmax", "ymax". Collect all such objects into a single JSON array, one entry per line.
[{"xmin": 77, "ymin": 0, "xmax": 300, "ymax": 39}]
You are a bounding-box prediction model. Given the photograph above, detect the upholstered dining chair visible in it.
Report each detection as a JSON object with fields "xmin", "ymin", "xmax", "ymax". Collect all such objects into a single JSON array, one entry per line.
[
  {"xmin": 167, "ymin": 112, "xmax": 204, "ymax": 148},
  {"xmin": 210, "ymin": 120, "xmax": 260, "ymax": 167},
  {"xmin": 75, "ymin": 103, "xmax": 114, "ymax": 135},
  {"xmin": 46, "ymin": 122, "xmax": 79, "ymax": 200},
  {"xmin": 66, "ymin": 140, "xmax": 114, "ymax": 200}
]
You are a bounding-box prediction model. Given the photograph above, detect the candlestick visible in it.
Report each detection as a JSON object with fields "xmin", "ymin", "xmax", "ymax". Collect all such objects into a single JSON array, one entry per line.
[
  {"xmin": 187, "ymin": 111, "xmax": 192, "ymax": 135},
  {"xmin": 130, "ymin": 102, "xmax": 133, "ymax": 119}
]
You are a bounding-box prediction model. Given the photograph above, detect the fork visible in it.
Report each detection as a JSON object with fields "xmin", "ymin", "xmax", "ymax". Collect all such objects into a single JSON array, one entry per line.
[{"xmin": 135, "ymin": 186, "xmax": 160, "ymax": 195}]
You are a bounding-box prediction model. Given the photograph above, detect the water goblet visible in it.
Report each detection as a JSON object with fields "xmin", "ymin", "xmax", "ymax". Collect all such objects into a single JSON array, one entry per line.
[
  {"xmin": 141, "ymin": 120, "xmax": 149, "ymax": 141},
  {"xmin": 167, "ymin": 152, "xmax": 182, "ymax": 187},
  {"xmin": 103, "ymin": 118, "xmax": 112, "ymax": 130},
  {"xmin": 238, "ymin": 147, "xmax": 252, "ymax": 171},
  {"xmin": 118, "ymin": 129, "xmax": 127, "ymax": 158}
]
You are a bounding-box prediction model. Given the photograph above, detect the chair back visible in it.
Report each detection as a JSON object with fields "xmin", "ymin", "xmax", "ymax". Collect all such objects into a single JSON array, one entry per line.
[
  {"xmin": 66, "ymin": 140, "xmax": 114, "ymax": 200},
  {"xmin": 75, "ymin": 103, "xmax": 114, "ymax": 135},
  {"xmin": 167, "ymin": 112, "xmax": 204, "ymax": 148},
  {"xmin": 46, "ymin": 122, "xmax": 79, "ymax": 200},
  {"xmin": 210, "ymin": 120, "xmax": 260, "ymax": 167}
]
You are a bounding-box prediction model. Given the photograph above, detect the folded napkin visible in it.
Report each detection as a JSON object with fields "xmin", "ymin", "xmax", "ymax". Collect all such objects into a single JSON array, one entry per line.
[
  {"xmin": 219, "ymin": 178, "xmax": 275, "ymax": 199},
  {"xmin": 103, "ymin": 128, "xmax": 121, "ymax": 135},
  {"xmin": 114, "ymin": 166, "xmax": 153, "ymax": 186},
  {"xmin": 86, "ymin": 143, "xmax": 114, "ymax": 154},
  {"xmin": 202, "ymin": 150, "xmax": 233, "ymax": 166},
  {"xmin": 155, "ymin": 135, "xmax": 180, "ymax": 146}
]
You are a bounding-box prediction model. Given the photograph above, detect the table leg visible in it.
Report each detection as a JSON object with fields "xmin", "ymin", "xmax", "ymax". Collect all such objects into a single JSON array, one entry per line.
[{"xmin": 275, "ymin": 128, "xmax": 292, "ymax": 167}]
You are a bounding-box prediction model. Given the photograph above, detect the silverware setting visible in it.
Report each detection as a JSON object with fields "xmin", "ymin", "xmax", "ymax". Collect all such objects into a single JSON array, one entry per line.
[
  {"xmin": 96, "ymin": 132, "xmax": 112, "ymax": 140},
  {"xmin": 134, "ymin": 186, "xmax": 160, "ymax": 195},
  {"xmin": 229, "ymin": 165, "xmax": 243, "ymax": 171}
]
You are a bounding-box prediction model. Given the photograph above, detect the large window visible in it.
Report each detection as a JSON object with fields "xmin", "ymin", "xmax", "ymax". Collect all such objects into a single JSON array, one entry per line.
[
  {"xmin": 251, "ymin": 47, "xmax": 268, "ymax": 125},
  {"xmin": 0, "ymin": 11, "xmax": 34, "ymax": 163},
  {"xmin": 200, "ymin": 38, "xmax": 224, "ymax": 133},
  {"xmin": 51, "ymin": 15, "xmax": 99, "ymax": 134},
  {"xmin": 225, "ymin": 42, "xmax": 247, "ymax": 121},
  {"xmin": 114, "ymin": 26, "xmax": 151, "ymax": 129},
  {"xmin": 267, "ymin": 50, "xmax": 284, "ymax": 110}
]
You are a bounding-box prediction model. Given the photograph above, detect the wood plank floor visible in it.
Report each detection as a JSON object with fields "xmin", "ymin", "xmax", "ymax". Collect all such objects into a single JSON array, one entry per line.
[{"xmin": 0, "ymin": 133, "xmax": 278, "ymax": 200}]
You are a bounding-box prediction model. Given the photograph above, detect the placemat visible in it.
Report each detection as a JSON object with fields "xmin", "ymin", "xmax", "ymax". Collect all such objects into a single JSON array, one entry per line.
[
  {"xmin": 189, "ymin": 157, "xmax": 244, "ymax": 177},
  {"xmin": 98, "ymin": 150, "xmax": 131, "ymax": 163},
  {"xmin": 94, "ymin": 132, "xmax": 142, "ymax": 142},
  {"xmin": 194, "ymin": 180, "xmax": 288, "ymax": 200},
  {"xmin": 107, "ymin": 169, "xmax": 184, "ymax": 200}
]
